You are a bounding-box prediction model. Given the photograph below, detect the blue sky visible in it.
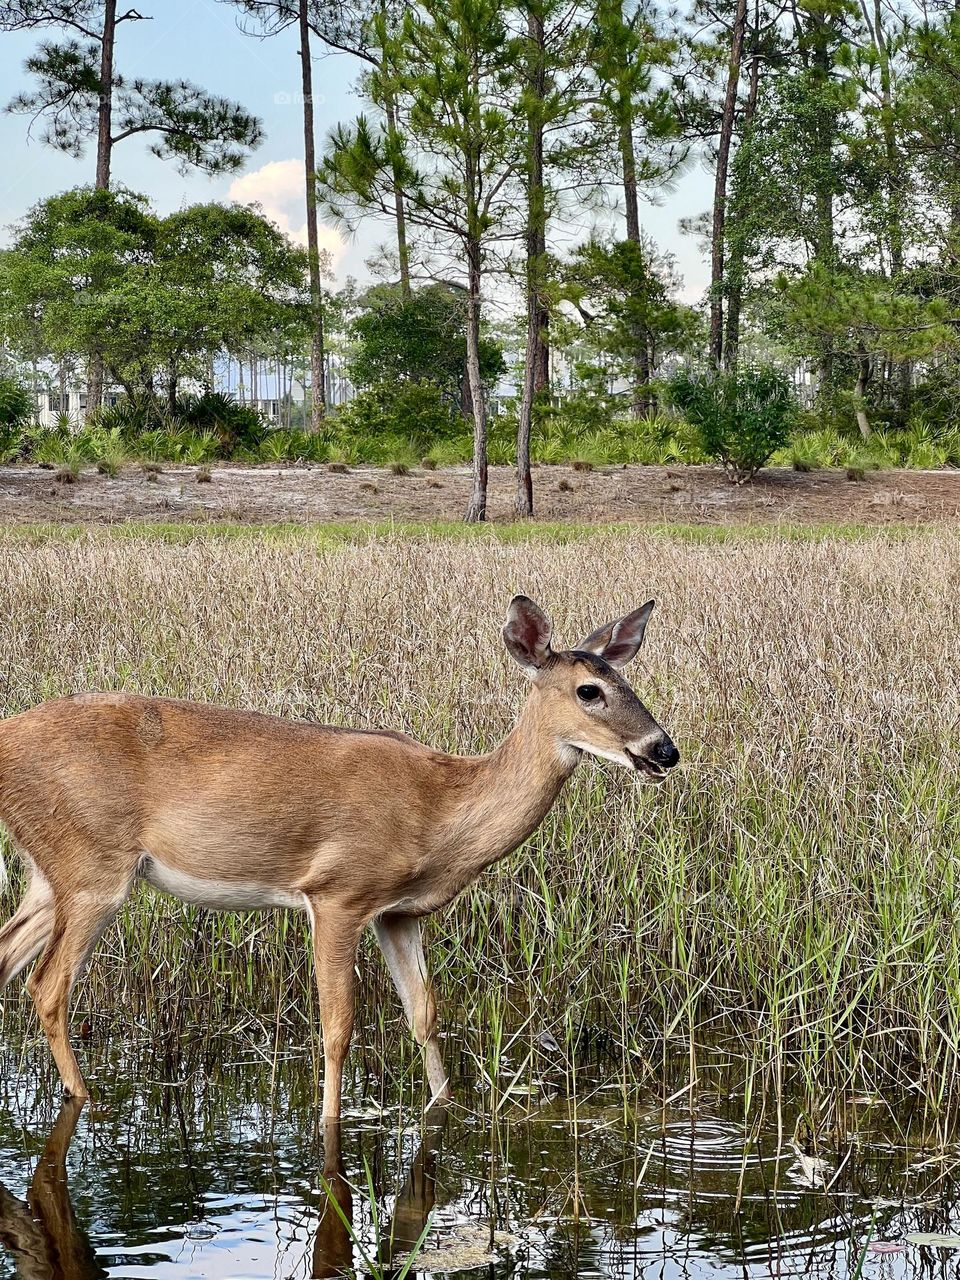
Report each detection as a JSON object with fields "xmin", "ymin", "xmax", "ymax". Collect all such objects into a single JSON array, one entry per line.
[{"xmin": 0, "ymin": 0, "xmax": 712, "ymax": 303}]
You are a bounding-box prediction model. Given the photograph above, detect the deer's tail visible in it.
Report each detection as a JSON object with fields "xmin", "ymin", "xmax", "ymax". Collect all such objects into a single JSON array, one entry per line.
[{"xmin": 0, "ymin": 855, "xmax": 54, "ymax": 990}]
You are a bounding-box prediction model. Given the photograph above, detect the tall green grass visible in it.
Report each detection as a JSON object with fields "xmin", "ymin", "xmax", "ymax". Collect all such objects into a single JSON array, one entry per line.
[{"xmin": 0, "ymin": 528, "xmax": 957, "ymax": 1121}]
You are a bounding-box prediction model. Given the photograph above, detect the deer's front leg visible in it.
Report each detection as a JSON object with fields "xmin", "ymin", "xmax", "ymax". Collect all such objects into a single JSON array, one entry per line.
[
  {"xmin": 308, "ymin": 901, "xmax": 361, "ymax": 1121},
  {"xmin": 372, "ymin": 913, "xmax": 450, "ymax": 1104}
]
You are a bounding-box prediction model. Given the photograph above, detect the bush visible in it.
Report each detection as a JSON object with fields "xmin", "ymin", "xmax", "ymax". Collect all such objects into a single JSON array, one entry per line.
[
  {"xmin": 336, "ymin": 383, "xmax": 460, "ymax": 455},
  {"xmin": 89, "ymin": 392, "xmax": 266, "ymax": 457},
  {"xmin": 541, "ymin": 388, "xmax": 626, "ymax": 436},
  {"xmin": 89, "ymin": 394, "xmax": 165, "ymax": 436},
  {"xmin": 0, "ymin": 378, "xmax": 34, "ymax": 456},
  {"xmin": 667, "ymin": 366, "xmax": 798, "ymax": 482},
  {"xmin": 176, "ymin": 392, "xmax": 266, "ymax": 454}
]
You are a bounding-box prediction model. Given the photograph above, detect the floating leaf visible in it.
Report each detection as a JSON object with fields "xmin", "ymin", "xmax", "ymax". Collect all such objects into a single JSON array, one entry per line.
[
  {"xmin": 907, "ymin": 1233, "xmax": 960, "ymax": 1249},
  {"xmin": 395, "ymin": 1224, "xmax": 518, "ymax": 1274},
  {"xmin": 788, "ymin": 1145, "xmax": 831, "ymax": 1188}
]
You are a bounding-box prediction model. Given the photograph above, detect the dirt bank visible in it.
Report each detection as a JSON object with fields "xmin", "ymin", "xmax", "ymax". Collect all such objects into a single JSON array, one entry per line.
[{"xmin": 0, "ymin": 461, "xmax": 955, "ymax": 526}]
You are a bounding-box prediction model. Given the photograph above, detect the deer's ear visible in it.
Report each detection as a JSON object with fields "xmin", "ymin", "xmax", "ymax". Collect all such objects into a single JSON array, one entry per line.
[
  {"xmin": 503, "ymin": 596, "xmax": 553, "ymax": 677},
  {"xmin": 577, "ymin": 601, "xmax": 655, "ymax": 668}
]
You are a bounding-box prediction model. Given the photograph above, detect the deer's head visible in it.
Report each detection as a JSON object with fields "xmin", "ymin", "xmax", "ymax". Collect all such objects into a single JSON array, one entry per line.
[{"xmin": 503, "ymin": 595, "xmax": 680, "ymax": 782}]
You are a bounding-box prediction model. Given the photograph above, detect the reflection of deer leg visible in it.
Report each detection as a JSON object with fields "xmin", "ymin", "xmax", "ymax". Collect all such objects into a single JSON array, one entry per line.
[
  {"xmin": 0, "ymin": 1182, "xmax": 53, "ymax": 1279},
  {"xmin": 0, "ymin": 1099, "xmax": 105, "ymax": 1280},
  {"xmin": 312, "ymin": 1119, "xmax": 354, "ymax": 1280},
  {"xmin": 372, "ymin": 914, "xmax": 450, "ymax": 1103},
  {"xmin": 379, "ymin": 1097, "xmax": 450, "ymax": 1269}
]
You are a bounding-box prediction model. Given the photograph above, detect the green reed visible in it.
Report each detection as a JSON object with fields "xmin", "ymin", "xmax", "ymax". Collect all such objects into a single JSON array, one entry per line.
[{"xmin": 0, "ymin": 525, "xmax": 958, "ymax": 1122}]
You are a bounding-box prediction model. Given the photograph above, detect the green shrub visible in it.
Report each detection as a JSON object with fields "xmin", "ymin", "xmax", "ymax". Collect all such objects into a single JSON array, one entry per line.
[
  {"xmin": 423, "ymin": 436, "xmax": 472, "ymax": 467},
  {"xmin": 176, "ymin": 392, "xmax": 266, "ymax": 455},
  {"xmin": 0, "ymin": 377, "xmax": 34, "ymax": 456},
  {"xmin": 784, "ymin": 435, "xmax": 823, "ymax": 472},
  {"xmin": 89, "ymin": 395, "xmax": 165, "ymax": 436},
  {"xmin": 667, "ymin": 366, "xmax": 798, "ymax": 482},
  {"xmin": 542, "ymin": 388, "xmax": 626, "ymax": 436},
  {"xmin": 337, "ymin": 383, "xmax": 460, "ymax": 454},
  {"xmin": 88, "ymin": 392, "xmax": 266, "ymax": 458},
  {"xmin": 24, "ymin": 424, "xmax": 74, "ymax": 464},
  {"xmin": 253, "ymin": 432, "xmax": 330, "ymax": 468}
]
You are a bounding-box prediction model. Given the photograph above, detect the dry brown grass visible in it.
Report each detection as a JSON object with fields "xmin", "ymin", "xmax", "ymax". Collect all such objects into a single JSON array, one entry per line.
[{"xmin": 0, "ymin": 525, "xmax": 957, "ymax": 1113}]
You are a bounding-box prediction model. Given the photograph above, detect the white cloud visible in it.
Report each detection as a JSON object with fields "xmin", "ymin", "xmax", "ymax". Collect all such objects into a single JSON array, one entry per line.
[{"xmin": 228, "ymin": 159, "xmax": 344, "ymax": 266}]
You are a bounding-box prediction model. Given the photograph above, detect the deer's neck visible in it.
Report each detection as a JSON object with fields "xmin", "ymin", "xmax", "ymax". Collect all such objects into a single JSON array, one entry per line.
[{"xmin": 441, "ymin": 700, "xmax": 578, "ymax": 875}]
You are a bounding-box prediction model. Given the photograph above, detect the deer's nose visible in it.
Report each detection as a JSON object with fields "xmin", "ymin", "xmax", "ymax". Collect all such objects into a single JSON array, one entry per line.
[{"xmin": 651, "ymin": 737, "xmax": 680, "ymax": 769}]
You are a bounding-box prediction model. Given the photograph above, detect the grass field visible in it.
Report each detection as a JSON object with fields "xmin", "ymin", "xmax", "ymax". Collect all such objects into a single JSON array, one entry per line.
[{"xmin": 0, "ymin": 523, "xmax": 956, "ymax": 1123}]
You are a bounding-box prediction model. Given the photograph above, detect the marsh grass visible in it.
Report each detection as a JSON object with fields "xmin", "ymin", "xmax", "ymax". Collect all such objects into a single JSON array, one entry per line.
[{"xmin": 0, "ymin": 527, "xmax": 958, "ymax": 1122}]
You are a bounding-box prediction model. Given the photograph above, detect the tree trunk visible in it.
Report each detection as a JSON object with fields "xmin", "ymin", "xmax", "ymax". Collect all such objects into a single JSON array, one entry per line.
[
  {"xmin": 620, "ymin": 109, "xmax": 640, "ymax": 244},
  {"xmin": 95, "ymin": 0, "xmax": 115, "ymax": 189},
  {"xmin": 723, "ymin": 17, "xmax": 760, "ymax": 372},
  {"xmin": 384, "ymin": 95, "xmax": 411, "ymax": 297},
  {"xmin": 107, "ymin": 364, "xmax": 137, "ymax": 401},
  {"xmin": 300, "ymin": 0, "xmax": 326, "ymax": 428},
  {"xmin": 371, "ymin": 4, "xmax": 411, "ymax": 297},
  {"xmin": 617, "ymin": 61, "xmax": 651, "ymax": 416},
  {"xmin": 709, "ymin": 0, "xmax": 747, "ymax": 370},
  {"xmin": 516, "ymin": 3, "xmax": 547, "ymax": 519},
  {"xmin": 463, "ymin": 240, "xmax": 487, "ymax": 523},
  {"xmin": 460, "ymin": 365, "xmax": 474, "ymax": 422},
  {"xmin": 854, "ymin": 346, "xmax": 872, "ymax": 439},
  {"xmin": 86, "ymin": 0, "xmax": 117, "ymax": 417},
  {"xmin": 806, "ymin": 18, "xmax": 837, "ymax": 393},
  {"xmin": 166, "ymin": 357, "xmax": 178, "ymax": 416},
  {"xmin": 633, "ymin": 338, "xmax": 651, "ymax": 416},
  {"xmin": 869, "ymin": 0, "xmax": 910, "ymax": 411}
]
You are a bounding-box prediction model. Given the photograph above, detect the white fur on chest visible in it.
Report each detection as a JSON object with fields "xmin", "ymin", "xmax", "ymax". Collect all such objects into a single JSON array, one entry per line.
[{"xmin": 138, "ymin": 854, "xmax": 306, "ymax": 911}]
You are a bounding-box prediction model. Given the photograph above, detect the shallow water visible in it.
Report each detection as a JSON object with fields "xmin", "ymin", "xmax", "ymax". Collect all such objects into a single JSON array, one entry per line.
[{"xmin": 1, "ymin": 1034, "xmax": 960, "ymax": 1279}]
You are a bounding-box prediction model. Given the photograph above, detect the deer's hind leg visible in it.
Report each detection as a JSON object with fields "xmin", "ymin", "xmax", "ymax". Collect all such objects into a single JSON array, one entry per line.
[
  {"xmin": 306, "ymin": 898, "xmax": 364, "ymax": 1122},
  {"xmin": 0, "ymin": 855, "xmax": 54, "ymax": 991},
  {"xmin": 26, "ymin": 862, "xmax": 133, "ymax": 1101}
]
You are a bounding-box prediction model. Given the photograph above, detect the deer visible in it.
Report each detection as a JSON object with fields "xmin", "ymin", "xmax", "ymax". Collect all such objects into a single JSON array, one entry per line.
[{"xmin": 0, "ymin": 595, "xmax": 679, "ymax": 1119}]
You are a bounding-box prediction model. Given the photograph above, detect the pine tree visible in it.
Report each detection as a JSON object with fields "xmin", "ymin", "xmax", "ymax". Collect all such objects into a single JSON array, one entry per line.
[
  {"xmin": 319, "ymin": 0, "xmax": 524, "ymax": 522},
  {"xmin": 589, "ymin": 0, "xmax": 681, "ymax": 411},
  {"xmin": 2, "ymin": 1, "xmax": 264, "ymax": 411}
]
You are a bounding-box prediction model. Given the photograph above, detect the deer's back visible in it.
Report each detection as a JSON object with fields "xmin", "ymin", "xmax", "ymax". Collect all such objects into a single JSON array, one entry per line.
[{"xmin": 0, "ymin": 693, "xmax": 454, "ymax": 905}]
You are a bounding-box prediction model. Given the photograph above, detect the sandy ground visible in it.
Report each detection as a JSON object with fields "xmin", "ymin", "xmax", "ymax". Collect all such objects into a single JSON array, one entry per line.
[{"xmin": 0, "ymin": 460, "xmax": 957, "ymax": 526}]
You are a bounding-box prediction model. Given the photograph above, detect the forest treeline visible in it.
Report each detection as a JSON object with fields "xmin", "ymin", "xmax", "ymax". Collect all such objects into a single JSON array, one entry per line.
[{"xmin": 1, "ymin": 1, "xmax": 959, "ymax": 517}]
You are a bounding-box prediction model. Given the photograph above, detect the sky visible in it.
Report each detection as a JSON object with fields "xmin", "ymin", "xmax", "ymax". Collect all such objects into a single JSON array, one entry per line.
[{"xmin": 0, "ymin": 0, "xmax": 713, "ymax": 305}]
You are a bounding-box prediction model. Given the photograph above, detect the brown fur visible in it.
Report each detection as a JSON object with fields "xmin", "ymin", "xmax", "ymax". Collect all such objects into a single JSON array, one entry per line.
[{"xmin": 0, "ymin": 600, "xmax": 676, "ymax": 1117}]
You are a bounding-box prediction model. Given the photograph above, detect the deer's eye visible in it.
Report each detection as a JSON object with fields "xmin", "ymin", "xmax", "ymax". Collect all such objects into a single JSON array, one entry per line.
[{"xmin": 577, "ymin": 684, "xmax": 602, "ymax": 703}]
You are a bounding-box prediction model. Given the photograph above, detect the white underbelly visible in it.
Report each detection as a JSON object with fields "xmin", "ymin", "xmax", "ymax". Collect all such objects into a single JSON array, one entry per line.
[{"xmin": 137, "ymin": 853, "xmax": 306, "ymax": 911}]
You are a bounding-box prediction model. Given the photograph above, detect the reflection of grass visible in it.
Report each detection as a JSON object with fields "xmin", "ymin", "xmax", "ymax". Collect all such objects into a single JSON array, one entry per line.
[
  {"xmin": 320, "ymin": 1160, "xmax": 433, "ymax": 1280},
  {"xmin": 0, "ymin": 1043, "xmax": 933, "ymax": 1276},
  {"xmin": 1, "ymin": 526, "xmax": 959, "ymax": 1123}
]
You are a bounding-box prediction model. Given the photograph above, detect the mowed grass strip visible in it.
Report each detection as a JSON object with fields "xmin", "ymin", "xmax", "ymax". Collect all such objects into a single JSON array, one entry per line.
[
  {"xmin": 0, "ymin": 518, "xmax": 941, "ymax": 547},
  {"xmin": 0, "ymin": 526, "xmax": 957, "ymax": 1114}
]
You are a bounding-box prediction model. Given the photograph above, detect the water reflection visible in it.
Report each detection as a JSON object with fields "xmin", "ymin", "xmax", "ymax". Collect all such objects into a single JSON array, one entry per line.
[
  {"xmin": 0, "ymin": 1045, "xmax": 960, "ymax": 1279},
  {"xmin": 314, "ymin": 1104, "xmax": 447, "ymax": 1279},
  {"xmin": 0, "ymin": 1097, "xmax": 449, "ymax": 1280},
  {"xmin": 0, "ymin": 1101, "xmax": 105, "ymax": 1280}
]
